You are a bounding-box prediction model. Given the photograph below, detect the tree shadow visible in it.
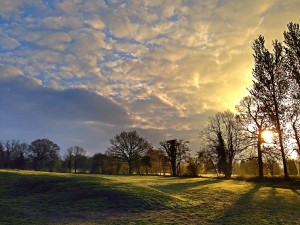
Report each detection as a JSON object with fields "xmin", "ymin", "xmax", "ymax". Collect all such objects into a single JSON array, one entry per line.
[
  {"xmin": 212, "ymin": 182, "xmax": 300, "ymax": 224},
  {"xmin": 0, "ymin": 171, "xmax": 172, "ymax": 224},
  {"xmin": 151, "ymin": 178, "xmax": 224, "ymax": 193}
]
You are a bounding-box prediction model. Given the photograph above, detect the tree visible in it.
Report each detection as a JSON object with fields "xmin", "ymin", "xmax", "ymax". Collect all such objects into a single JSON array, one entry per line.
[
  {"xmin": 249, "ymin": 36, "xmax": 289, "ymax": 179},
  {"xmin": 28, "ymin": 138, "xmax": 60, "ymax": 171},
  {"xmin": 284, "ymin": 22, "xmax": 300, "ymax": 157},
  {"xmin": 90, "ymin": 153, "xmax": 106, "ymax": 174},
  {"xmin": 236, "ymin": 96, "xmax": 270, "ymax": 178},
  {"xmin": 199, "ymin": 111, "xmax": 248, "ymax": 178},
  {"xmin": 65, "ymin": 147, "xmax": 74, "ymax": 173},
  {"xmin": 160, "ymin": 139, "xmax": 190, "ymax": 176},
  {"xmin": 67, "ymin": 146, "xmax": 86, "ymax": 174},
  {"xmin": 287, "ymin": 159, "xmax": 298, "ymax": 175},
  {"xmin": 106, "ymin": 130, "xmax": 152, "ymax": 175},
  {"xmin": 186, "ymin": 157, "xmax": 201, "ymax": 177},
  {"xmin": 141, "ymin": 155, "xmax": 151, "ymax": 175},
  {"xmin": 284, "ymin": 22, "xmax": 300, "ymax": 95},
  {"xmin": 10, "ymin": 142, "xmax": 28, "ymax": 169},
  {"xmin": 145, "ymin": 149, "xmax": 169, "ymax": 175}
]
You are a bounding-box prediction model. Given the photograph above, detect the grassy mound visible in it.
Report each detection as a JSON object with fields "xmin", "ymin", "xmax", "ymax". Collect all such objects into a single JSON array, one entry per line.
[{"xmin": 1, "ymin": 170, "xmax": 300, "ymax": 224}]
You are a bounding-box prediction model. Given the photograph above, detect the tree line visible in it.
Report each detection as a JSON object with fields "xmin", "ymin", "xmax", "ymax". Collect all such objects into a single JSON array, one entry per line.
[{"xmin": 1, "ymin": 22, "xmax": 300, "ymax": 179}]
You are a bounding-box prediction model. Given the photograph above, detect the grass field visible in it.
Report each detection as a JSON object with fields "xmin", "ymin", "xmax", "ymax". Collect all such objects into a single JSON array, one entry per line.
[{"xmin": 0, "ymin": 170, "xmax": 300, "ymax": 224}]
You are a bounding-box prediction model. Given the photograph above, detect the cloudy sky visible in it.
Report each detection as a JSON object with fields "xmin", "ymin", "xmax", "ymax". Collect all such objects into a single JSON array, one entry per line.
[{"xmin": 0, "ymin": 0, "xmax": 299, "ymax": 155}]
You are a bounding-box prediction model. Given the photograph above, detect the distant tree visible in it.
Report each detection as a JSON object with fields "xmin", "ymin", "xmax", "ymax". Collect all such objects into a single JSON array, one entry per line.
[
  {"xmin": 106, "ymin": 130, "xmax": 153, "ymax": 175},
  {"xmin": 0, "ymin": 140, "xmax": 20, "ymax": 169},
  {"xmin": 10, "ymin": 142, "xmax": 28, "ymax": 169},
  {"xmin": 287, "ymin": 159, "xmax": 298, "ymax": 175},
  {"xmin": 239, "ymin": 159, "xmax": 259, "ymax": 176},
  {"xmin": 199, "ymin": 111, "xmax": 248, "ymax": 178},
  {"xmin": 65, "ymin": 147, "xmax": 74, "ymax": 173},
  {"xmin": 249, "ymin": 36, "xmax": 289, "ymax": 179},
  {"xmin": 141, "ymin": 155, "xmax": 151, "ymax": 175},
  {"xmin": 145, "ymin": 149, "xmax": 169, "ymax": 175},
  {"xmin": 0, "ymin": 143, "xmax": 4, "ymax": 168},
  {"xmin": 160, "ymin": 139, "xmax": 190, "ymax": 176},
  {"xmin": 186, "ymin": 157, "xmax": 201, "ymax": 177},
  {"xmin": 67, "ymin": 146, "xmax": 86, "ymax": 174},
  {"xmin": 29, "ymin": 139, "xmax": 60, "ymax": 171},
  {"xmin": 91, "ymin": 153, "xmax": 107, "ymax": 174}
]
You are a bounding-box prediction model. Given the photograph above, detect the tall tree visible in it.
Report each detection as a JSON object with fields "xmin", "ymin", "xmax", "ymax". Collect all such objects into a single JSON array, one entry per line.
[
  {"xmin": 160, "ymin": 139, "xmax": 190, "ymax": 176},
  {"xmin": 199, "ymin": 111, "xmax": 248, "ymax": 178},
  {"xmin": 236, "ymin": 96, "xmax": 269, "ymax": 178},
  {"xmin": 284, "ymin": 22, "xmax": 300, "ymax": 156},
  {"xmin": 249, "ymin": 36, "xmax": 289, "ymax": 179},
  {"xmin": 29, "ymin": 138, "xmax": 60, "ymax": 171},
  {"xmin": 106, "ymin": 130, "xmax": 152, "ymax": 175},
  {"xmin": 284, "ymin": 22, "xmax": 300, "ymax": 95}
]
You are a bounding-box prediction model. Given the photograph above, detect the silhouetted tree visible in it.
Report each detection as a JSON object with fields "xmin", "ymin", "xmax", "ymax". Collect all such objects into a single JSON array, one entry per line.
[
  {"xmin": 0, "ymin": 143, "xmax": 4, "ymax": 168},
  {"xmin": 65, "ymin": 147, "xmax": 74, "ymax": 173},
  {"xmin": 106, "ymin": 130, "xmax": 153, "ymax": 175},
  {"xmin": 200, "ymin": 111, "xmax": 248, "ymax": 178},
  {"xmin": 249, "ymin": 36, "xmax": 289, "ymax": 179},
  {"xmin": 91, "ymin": 153, "xmax": 106, "ymax": 174},
  {"xmin": 186, "ymin": 157, "xmax": 201, "ymax": 177},
  {"xmin": 236, "ymin": 96, "xmax": 270, "ymax": 178},
  {"xmin": 160, "ymin": 139, "xmax": 190, "ymax": 176},
  {"xmin": 11, "ymin": 142, "xmax": 28, "ymax": 169},
  {"xmin": 29, "ymin": 138, "xmax": 60, "ymax": 171},
  {"xmin": 67, "ymin": 146, "xmax": 86, "ymax": 173},
  {"xmin": 284, "ymin": 23, "xmax": 300, "ymax": 156},
  {"xmin": 141, "ymin": 155, "xmax": 151, "ymax": 175}
]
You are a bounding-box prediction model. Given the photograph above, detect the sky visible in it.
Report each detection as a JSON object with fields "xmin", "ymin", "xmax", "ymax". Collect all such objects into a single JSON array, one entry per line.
[{"xmin": 0, "ymin": 0, "xmax": 300, "ymax": 156}]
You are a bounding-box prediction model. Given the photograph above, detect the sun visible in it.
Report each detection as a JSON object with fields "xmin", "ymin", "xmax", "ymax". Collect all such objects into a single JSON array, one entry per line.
[{"xmin": 262, "ymin": 130, "xmax": 273, "ymax": 143}]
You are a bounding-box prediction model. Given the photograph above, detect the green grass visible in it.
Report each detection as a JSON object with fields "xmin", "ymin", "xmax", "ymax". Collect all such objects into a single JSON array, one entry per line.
[{"xmin": 1, "ymin": 170, "xmax": 300, "ymax": 224}]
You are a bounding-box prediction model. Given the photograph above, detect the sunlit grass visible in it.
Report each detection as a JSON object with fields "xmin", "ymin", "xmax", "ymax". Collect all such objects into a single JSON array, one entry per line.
[{"xmin": 0, "ymin": 170, "xmax": 300, "ymax": 224}]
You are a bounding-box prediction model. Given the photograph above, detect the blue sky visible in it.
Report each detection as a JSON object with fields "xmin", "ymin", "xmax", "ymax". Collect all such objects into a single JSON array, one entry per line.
[{"xmin": 1, "ymin": 0, "xmax": 300, "ymax": 155}]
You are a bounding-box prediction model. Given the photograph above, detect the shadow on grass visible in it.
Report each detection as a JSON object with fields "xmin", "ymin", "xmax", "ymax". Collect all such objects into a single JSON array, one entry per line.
[
  {"xmin": 151, "ymin": 178, "xmax": 224, "ymax": 193},
  {"xmin": 212, "ymin": 182, "xmax": 300, "ymax": 224},
  {"xmin": 0, "ymin": 170, "xmax": 173, "ymax": 224}
]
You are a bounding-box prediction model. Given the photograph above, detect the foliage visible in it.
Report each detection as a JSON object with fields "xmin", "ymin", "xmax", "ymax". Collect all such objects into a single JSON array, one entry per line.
[
  {"xmin": 186, "ymin": 157, "xmax": 201, "ymax": 177},
  {"xmin": 106, "ymin": 130, "xmax": 153, "ymax": 175},
  {"xmin": 28, "ymin": 139, "xmax": 60, "ymax": 171},
  {"xmin": 160, "ymin": 139, "xmax": 190, "ymax": 176},
  {"xmin": 199, "ymin": 111, "xmax": 249, "ymax": 178}
]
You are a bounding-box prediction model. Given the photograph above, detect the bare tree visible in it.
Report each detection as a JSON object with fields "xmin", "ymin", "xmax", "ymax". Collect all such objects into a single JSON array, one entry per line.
[
  {"xmin": 65, "ymin": 147, "xmax": 74, "ymax": 173},
  {"xmin": 249, "ymin": 36, "xmax": 289, "ymax": 179},
  {"xmin": 284, "ymin": 22, "xmax": 300, "ymax": 156},
  {"xmin": 199, "ymin": 111, "xmax": 248, "ymax": 178},
  {"xmin": 236, "ymin": 96, "xmax": 271, "ymax": 178},
  {"xmin": 160, "ymin": 139, "xmax": 190, "ymax": 176},
  {"xmin": 67, "ymin": 146, "xmax": 86, "ymax": 174},
  {"xmin": 106, "ymin": 130, "xmax": 152, "ymax": 175}
]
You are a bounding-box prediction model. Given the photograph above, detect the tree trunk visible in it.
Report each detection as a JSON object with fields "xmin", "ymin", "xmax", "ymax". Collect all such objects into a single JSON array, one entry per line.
[
  {"xmin": 128, "ymin": 162, "xmax": 132, "ymax": 175},
  {"xmin": 74, "ymin": 158, "xmax": 77, "ymax": 174},
  {"xmin": 278, "ymin": 128, "xmax": 289, "ymax": 179},
  {"xmin": 224, "ymin": 162, "xmax": 232, "ymax": 178},
  {"xmin": 257, "ymin": 130, "xmax": 264, "ymax": 178},
  {"xmin": 292, "ymin": 123, "xmax": 300, "ymax": 155}
]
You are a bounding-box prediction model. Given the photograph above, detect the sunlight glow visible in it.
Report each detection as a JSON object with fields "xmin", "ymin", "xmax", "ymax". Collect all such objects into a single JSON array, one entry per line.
[{"xmin": 262, "ymin": 130, "xmax": 273, "ymax": 143}]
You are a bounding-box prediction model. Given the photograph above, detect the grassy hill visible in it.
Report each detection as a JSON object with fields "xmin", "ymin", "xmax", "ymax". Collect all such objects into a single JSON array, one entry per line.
[{"xmin": 0, "ymin": 170, "xmax": 300, "ymax": 224}]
